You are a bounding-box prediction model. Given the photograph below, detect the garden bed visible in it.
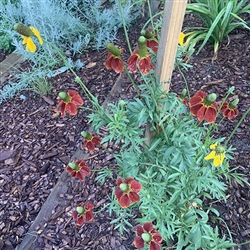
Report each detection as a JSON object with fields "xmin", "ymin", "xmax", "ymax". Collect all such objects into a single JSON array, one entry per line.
[{"xmin": 0, "ymin": 14, "xmax": 250, "ymax": 250}]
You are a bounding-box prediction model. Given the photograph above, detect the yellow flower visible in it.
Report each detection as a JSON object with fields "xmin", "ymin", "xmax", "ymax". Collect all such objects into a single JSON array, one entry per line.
[
  {"xmin": 178, "ymin": 32, "xmax": 185, "ymax": 46},
  {"xmin": 14, "ymin": 24, "xmax": 43, "ymax": 53},
  {"xmin": 204, "ymin": 142, "xmax": 226, "ymax": 167}
]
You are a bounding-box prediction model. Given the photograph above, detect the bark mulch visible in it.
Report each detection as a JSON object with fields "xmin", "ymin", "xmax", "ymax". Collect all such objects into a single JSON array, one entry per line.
[{"xmin": 0, "ymin": 17, "xmax": 250, "ymax": 250}]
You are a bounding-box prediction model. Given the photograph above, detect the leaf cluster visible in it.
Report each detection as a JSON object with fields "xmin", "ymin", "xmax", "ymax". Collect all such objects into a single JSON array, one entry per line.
[{"xmin": 185, "ymin": 0, "xmax": 250, "ymax": 54}]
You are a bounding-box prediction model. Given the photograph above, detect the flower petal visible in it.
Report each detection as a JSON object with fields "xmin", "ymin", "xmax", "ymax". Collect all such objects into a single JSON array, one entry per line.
[
  {"xmin": 204, "ymin": 151, "xmax": 216, "ymax": 160},
  {"xmin": 136, "ymin": 225, "xmax": 144, "ymax": 237},
  {"xmin": 119, "ymin": 193, "xmax": 131, "ymax": 208},
  {"xmin": 143, "ymin": 222, "xmax": 154, "ymax": 233},
  {"xmin": 76, "ymin": 216, "xmax": 85, "ymax": 226},
  {"xmin": 130, "ymin": 180, "xmax": 142, "ymax": 192},
  {"xmin": 111, "ymin": 57, "xmax": 124, "ymax": 73},
  {"xmin": 149, "ymin": 241, "xmax": 161, "ymax": 250},
  {"xmin": 204, "ymin": 107, "xmax": 217, "ymax": 123},
  {"xmin": 26, "ymin": 37, "xmax": 36, "ymax": 52},
  {"xmin": 134, "ymin": 236, "xmax": 144, "ymax": 248},
  {"xmin": 65, "ymin": 102, "xmax": 78, "ymax": 116},
  {"xmin": 152, "ymin": 233, "xmax": 163, "ymax": 244},
  {"xmin": 85, "ymin": 211, "xmax": 94, "ymax": 222}
]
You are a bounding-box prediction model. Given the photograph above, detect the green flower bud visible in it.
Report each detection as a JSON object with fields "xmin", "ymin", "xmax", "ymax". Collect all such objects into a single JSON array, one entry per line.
[
  {"xmin": 119, "ymin": 100, "xmax": 126, "ymax": 107},
  {"xmin": 76, "ymin": 206, "xmax": 84, "ymax": 214},
  {"xmin": 216, "ymin": 145, "xmax": 225, "ymax": 154},
  {"xmin": 14, "ymin": 23, "xmax": 34, "ymax": 37},
  {"xmin": 181, "ymin": 89, "xmax": 187, "ymax": 97},
  {"xmin": 120, "ymin": 183, "xmax": 128, "ymax": 192},
  {"xmin": 206, "ymin": 93, "xmax": 217, "ymax": 103},
  {"xmin": 106, "ymin": 43, "xmax": 121, "ymax": 57},
  {"xmin": 68, "ymin": 162, "xmax": 77, "ymax": 170},
  {"xmin": 58, "ymin": 92, "xmax": 68, "ymax": 101},
  {"xmin": 142, "ymin": 232, "xmax": 151, "ymax": 242},
  {"xmin": 141, "ymin": 30, "xmax": 154, "ymax": 39},
  {"xmin": 229, "ymin": 98, "xmax": 239, "ymax": 108},
  {"xmin": 138, "ymin": 36, "xmax": 148, "ymax": 58},
  {"xmin": 81, "ymin": 131, "xmax": 92, "ymax": 140}
]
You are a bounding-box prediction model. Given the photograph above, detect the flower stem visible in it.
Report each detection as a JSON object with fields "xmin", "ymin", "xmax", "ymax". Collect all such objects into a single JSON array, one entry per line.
[
  {"xmin": 124, "ymin": 67, "xmax": 141, "ymax": 97},
  {"xmin": 45, "ymin": 40, "xmax": 101, "ymax": 111},
  {"xmin": 147, "ymin": 0, "xmax": 155, "ymax": 32},
  {"xmin": 225, "ymin": 106, "xmax": 250, "ymax": 147},
  {"xmin": 118, "ymin": 0, "xmax": 132, "ymax": 54}
]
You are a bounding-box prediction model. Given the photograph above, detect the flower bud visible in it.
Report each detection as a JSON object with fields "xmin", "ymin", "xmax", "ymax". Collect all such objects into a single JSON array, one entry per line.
[
  {"xmin": 120, "ymin": 183, "xmax": 128, "ymax": 192},
  {"xmin": 76, "ymin": 206, "xmax": 84, "ymax": 214},
  {"xmin": 206, "ymin": 93, "xmax": 217, "ymax": 103},
  {"xmin": 58, "ymin": 92, "xmax": 68, "ymax": 101},
  {"xmin": 141, "ymin": 30, "xmax": 154, "ymax": 39},
  {"xmin": 68, "ymin": 162, "xmax": 77, "ymax": 170},
  {"xmin": 142, "ymin": 232, "xmax": 151, "ymax": 242},
  {"xmin": 138, "ymin": 36, "xmax": 148, "ymax": 58},
  {"xmin": 229, "ymin": 98, "xmax": 239, "ymax": 108},
  {"xmin": 13, "ymin": 23, "xmax": 34, "ymax": 37},
  {"xmin": 81, "ymin": 131, "xmax": 92, "ymax": 140},
  {"xmin": 216, "ymin": 145, "xmax": 225, "ymax": 154},
  {"xmin": 106, "ymin": 43, "xmax": 122, "ymax": 57}
]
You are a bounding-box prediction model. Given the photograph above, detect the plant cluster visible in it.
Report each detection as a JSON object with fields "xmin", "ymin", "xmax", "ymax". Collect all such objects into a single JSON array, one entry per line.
[
  {"xmin": 12, "ymin": 0, "xmax": 250, "ymax": 249},
  {"xmin": 185, "ymin": 0, "xmax": 250, "ymax": 58}
]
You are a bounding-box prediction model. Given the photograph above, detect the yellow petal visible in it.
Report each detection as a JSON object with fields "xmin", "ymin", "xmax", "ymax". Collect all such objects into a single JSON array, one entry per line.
[
  {"xmin": 30, "ymin": 26, "xmax": 43, "ymax": 45},
  {"xmin": 204, "ymin": 151, "xmax": 216, "ymax": 160},
  {"xmin": 21, "ymin": 36, "xmax": 28, "ymax": 45},
  {"xmin": 26, "ymin": 37, "xmax": 36, "ymax": 52},
  {"xmin": 178, "ymin": 32, "xmax": 185, "ymax": 46},
  {"xmin": 210, "ymin": 142, "xmax": 218, "ymax": 149}
]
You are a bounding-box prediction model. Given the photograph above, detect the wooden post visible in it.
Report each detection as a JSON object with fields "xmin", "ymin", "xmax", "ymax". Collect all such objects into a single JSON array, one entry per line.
[{"xmin": 155, "ymin": 0, "xmax": 188, "ymax": 91}]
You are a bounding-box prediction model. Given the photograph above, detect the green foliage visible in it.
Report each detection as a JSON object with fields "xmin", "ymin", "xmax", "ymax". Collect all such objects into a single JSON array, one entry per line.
[
  {"xmin": 186, "ymin": 0, "xmax": 250, "ymax": 55},
  {"xmin": 89, "ymin": 74, "xmax": 247, "ymax": 249},
  {"xmin": 29, "ymin": 76, "xmax": 53, "ymax": 96}
]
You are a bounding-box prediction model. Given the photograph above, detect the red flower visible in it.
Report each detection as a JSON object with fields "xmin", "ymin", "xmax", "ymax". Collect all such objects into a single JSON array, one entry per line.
[
  {"xmin": 220, "ymin": 99, "xmax": 239, "ymax": 120},
  {"xmin": 81, "ymin": 131, "xmax": 101, "ymax": 152},
  {"xmin": 72, "ymin": 202, "xmax": 94, "ymax": 226},
  {"xmin": 115, "ymin": 177, "xmax": 142, "ymax": 208},
  {"xmin": 134, "ymin": 222, "xmax": 163, "ymax": 250},
  {"xmin": 146, "ymin": 36, "xmax": 158, "ymax": 53},
  {"xmin": 66, "ymin": 159, "xmax": 90, "ymax": 181},
  {"xmin": 105, "ymin": 43, "xmax": 124, "ymax": 73},
  {"xmin": 57, "ymin": 90, "xmax": 83, "ymax": 117},
  {"xmin": 127, "ymin": 50, "xmax": 154, "ymax": 74},
  {"xmin": 141, "ymin": 30, "xmax": 158, "ymax": 53},
  {"xmin": 189, "ymin": 90, "xmax": 217, "ymax": 123}
]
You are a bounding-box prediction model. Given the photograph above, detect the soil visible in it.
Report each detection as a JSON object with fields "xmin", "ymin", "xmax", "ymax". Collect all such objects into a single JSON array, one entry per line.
[{"xmin": 0, "ymin": 12, "xmax": 250, "ymax": 250}]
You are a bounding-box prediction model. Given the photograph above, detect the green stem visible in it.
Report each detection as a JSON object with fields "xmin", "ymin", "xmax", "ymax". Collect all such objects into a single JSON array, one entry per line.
[
  {"xmin": 177, "ymin": 65, "xmax": 190, "ymax": 99},
  {"xmin": 118, "ymin": 0, "xmax": 132, "ymax": 54},
  {"xmin": 124, "ymin": 67, "xmax": 141, "ymax": 97},
  {"xmin": 147, "ymin": 0, "xmax": 155, "ymax": 32},
  {"xmin": 45, "ymin": 41, "xmax": 101, "ymax": 111},
  {"xmin": 225, "ymin": 106, "xmax": 250, "ymax": 147}
]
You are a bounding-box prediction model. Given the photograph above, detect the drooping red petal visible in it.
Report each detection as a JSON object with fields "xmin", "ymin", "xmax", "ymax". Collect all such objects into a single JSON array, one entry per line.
[
  {"xmin": 128, "ymin": 191, "xmax": 140, "ymax": 203},
  {"xmin": 134, "ymin": 236, "xmax": 145, "ymax": 248},
  {"xmin": 85, "ymin": 202, "xmax": 94, "ymax": 211},
  {"xmin": 76, "ymin": 216, "xmax": 85, "ymax": 226},
  {"xmin": 114, "ymin": 186, "xmax": 123, "ymax": 200},
  {"xmin": 104, "ymin": 52, "xmax": 113, "ymax": 69},
  {"xmin": 143, "ymin": 222, "xmax": 154, "ymax": 233},
  {"xmin": 136, "ymin": 225, "xmax": 144, "ymax": 237},
  {"xmin": 85, "ymin": 141, "xmax": 95, "ymax": 152},
  {"xmin": 194, "ymin": 90, "xmax": 207, "ymax": 99},
  {"xmin": 66, "ymin": 166, "xmax": 74, "ymax": 173},
  {"xmin": 147, "ymin": 39, "xmax": 158, "ymax": 52},
  {"xmin": 127, "ymin": 52, "xmax": 139, "ymax": 72},
  {"xmin": 189, "ymin": 96, "xmax": 203, "ymax": 108},
  {"xmin": 124, "ymin": 177, "xmax": 135, "ymax": 184},
  {"xmin": 196, "ymin": 105, "xmax": 206, "ymax": 122},
  {"xmin": 119, "ymin": 193, "xmax": 131, "ymax": 208},
  {"xmin": 130, "ymin": 180, "xmax": 142, "ymax": 192},
  {"xmin": 149, "ymin": 241, "xmax": 161, "ymax": 250},
  {"xmin": 152, "ymin": 233, "xmax": 163, "ymax": 244},
  {"xmin": 116, "ymin": 177, "xmax": 123, "ymax": 186},
  {"xmin": 139, "ymin": 57, "xmax": 154, "ymax": 74},
  {"xmin": 71, "ymin": 92, "xmax": 84, "ymax": 106},
  {"xmin": 204, "ymin": 106, "xmax": 217, "ymax": 123},
  {"xmin": 58, "ymin": 101, "xmax": 66, "ymax": 117},
  {"xmin": 65, "ymin": 102, "xmax": 78, "ymax": 116},
  {"xmin": 190, "ymin": 103, "xmax": 203, "ymax": 116},
  {"xmin": 72, "ymin": 210, "xmax": 78, "ymax": 220},
  {"xmin": 92, "ymin": 136, "xmax": 101, "ymax": 146},
  {"xmin": 85, "ymin": 211, "xmax": 94, "ymax": 222},
  {"xmin": 111, "ymin": 57, "xmax": 124, "ymax": 73}
]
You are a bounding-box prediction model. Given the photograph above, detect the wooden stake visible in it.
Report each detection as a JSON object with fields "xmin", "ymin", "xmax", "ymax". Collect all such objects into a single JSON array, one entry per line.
[{"xmin": 155, "ymin": 0, "xmax": 188, "ymax": 91}]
